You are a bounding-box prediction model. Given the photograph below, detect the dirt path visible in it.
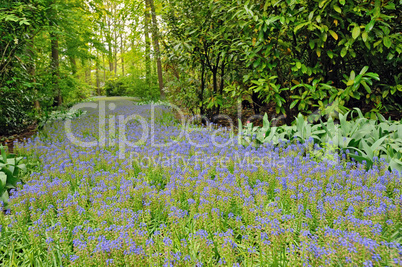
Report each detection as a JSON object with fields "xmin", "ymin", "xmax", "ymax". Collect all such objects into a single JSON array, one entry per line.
[{"xmin": 0, "ymin": 97, "xmax": 140, "ymax": 153}]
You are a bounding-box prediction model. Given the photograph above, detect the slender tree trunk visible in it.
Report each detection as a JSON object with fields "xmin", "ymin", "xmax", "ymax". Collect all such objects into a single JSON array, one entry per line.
[
  {"xmin": 70, "ymin": 56, "xmax": 77, "ymax": 75},
  {"xmin": 131, "ymin": 38, "xmax": 135, "ymax": 68},
  {"xmin": 96, "ymin": 53, "xmax": 100, "ymax": 95},
  {"xmin": 217, "ymin": 61, "xmax": 225, "ymax": 115},
  {"xmin": 212, "ymin": 69, "xmax": 217, "ymax": 95},
  {"xmin": 102, "ymin": 52, "xmax": 106, "ymax": 87},
  {"xmin": 51, "ymin": 32, "xmax": 61, "ymax": 106},
  {"xmin": 200, "ymin": 61, "xmax": 206, "ymax": 115},
  {"xmin": 144, "ymin": 0, "xmax": 151, "ymax": 89},
  {"xmin": 148, "ymin": 0, "xmax": 165, "ymax": 99},
  {"xmin": 85, "ymin": 60, "xmax": 91, "ymax": 86},
  {"xmin": 27, "ymin": 39, "xmax": 40, "ymax": 111},
  {"xmin": 106, "ymin": 14, "xmax": 113, "ymax": 73},
  {"xmin": 113, "ymin": 3, "xmax": 118, "ymax": 75},
  {"xmin": 120, "ymin": 32, "xmax": 125, "ymax": 76},
  {"xmin": 70, "ymin": 55, "xmax": 80, "ymax": 78}
]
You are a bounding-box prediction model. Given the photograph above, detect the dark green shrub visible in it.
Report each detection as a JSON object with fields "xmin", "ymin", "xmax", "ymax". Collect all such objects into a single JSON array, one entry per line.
[{"xmin": 0, "ymin": 86, "xmax": 35, "ymax": 136}]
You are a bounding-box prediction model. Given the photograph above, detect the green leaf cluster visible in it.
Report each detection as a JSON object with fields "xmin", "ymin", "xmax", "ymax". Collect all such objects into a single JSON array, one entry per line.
[
  {"xmin": 240, "ymin": 109, "xmax": 402, "ymax": 173},
  {"xmin": 162, "ymin": 0, "xmax": 401, "ymax": 119},
  {"xmin": 0, "ymin": 146, "xmax": 26, "ymax": 206}
]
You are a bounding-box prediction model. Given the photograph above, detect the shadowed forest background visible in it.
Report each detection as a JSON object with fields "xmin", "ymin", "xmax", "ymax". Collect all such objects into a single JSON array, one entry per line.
[{"xmin": 1, "ymin": 0, "xmax": 401, "ymax": 136}]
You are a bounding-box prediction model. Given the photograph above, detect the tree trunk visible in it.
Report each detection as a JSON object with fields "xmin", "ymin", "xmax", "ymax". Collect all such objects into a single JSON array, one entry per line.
[
  {"xmin": 212, "ymin": 69, "xmax": 217, "ymax": 95},
  {"xmin": 200, "ymin": 62, "xmax": 206, "ymax": 115},
  {"xmin": 27, "ymin": 39, "xmax": 40, "ymax": 111},
  {"xmin": 120, "ymin": 32, "xmax": 125, "ymax": 76},
  {"xmin": 85, "ymin": 59, "xmax": 92, "ymax": 87},
  {"xmin": 69, "ymin": 54, "xmax": 77, "ymax": 76},
  {"xmin": 113, "ymin": 3, "xmax": 118, "ymax": 76},
  {"xmin": 102, "ymin": 52, "xmax": 106, "ymax": 86},
  {"xmin": 144, "ymin": 0, "xmax": 151, "ymax": 89},
  {"xmin": 217, "ymin": 60, "xmax": 225, "ymax": 115},
  {"xmin": 96, "ymin": 55, "xmax": 100, "ymax": 95},
  {"xmin": 106, "ymin": 14, "xmax": 114, "ymax": 73},
  {"xmin": 148, "ymin": 0, "xmax": 165, "ymax": 99},
  {"xmin": 51, "ymin": 33, "xmax": 61, "ymax": 106}
]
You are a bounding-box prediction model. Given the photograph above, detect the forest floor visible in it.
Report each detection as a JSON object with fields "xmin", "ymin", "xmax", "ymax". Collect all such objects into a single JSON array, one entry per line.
[
  {"xmin": 0, "ymin": 124, "xmax": 37, "ymax": 154},
  {"xmin": 2, "ymin": 97, "xmax": 399, "ymax": 266},
  {"xmin": 0, "ymin": 97, "xmax": 141, "ymax": 153},
  {"xmin": 2, "ymin": 97, "xmax": 400, "ymax": 154}
]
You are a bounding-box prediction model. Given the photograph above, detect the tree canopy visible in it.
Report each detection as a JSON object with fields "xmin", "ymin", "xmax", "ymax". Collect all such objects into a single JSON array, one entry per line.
[{"xmin": 1, "ymin": 0, "xmax": 401, "ymax": 135}]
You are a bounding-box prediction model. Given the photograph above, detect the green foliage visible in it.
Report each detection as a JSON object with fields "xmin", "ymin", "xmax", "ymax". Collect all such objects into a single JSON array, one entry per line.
[
  {"xmin": 163, "ymin": 0, "xmax": 238, "ymax": 116},
  {"xmin": 165, "ymin": 74, "xmax": 202, "ymax": 115},
  {"xmin": 0, "ymin": 146, "xmax": 26, "ymax": 206},
  {"xmin": 37, "ymin": 109, "xmax": 87, "ymax": 130},
  {"xmin": 0, "ymin": 85, "xmax": 36, "ymax": 136},
  {"xmin": 163, "ymin": 0, "xmax": 401, "ymax": 118},
  {"xmin": 240, "ymin": 109, "xmax": 402, "ymax": 173},
  {"xmin": 232, "ymin": 0, "xmax": 401, "ymax": 116},
  {"xmin": 105, "ymin": 79, "xmax": 129, "ymax": 97},
  {"xmin": 105, "ymin": 75, "xmax": 160, "ymax": 101},
  {"xmin": 0, "ymin": 0, "xmax": 102, "ymax": 135}
]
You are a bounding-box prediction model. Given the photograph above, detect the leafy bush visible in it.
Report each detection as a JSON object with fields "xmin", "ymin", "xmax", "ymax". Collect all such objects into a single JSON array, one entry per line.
[
  {"xmin": 105, "ymin": 79, "xmax": 128, "ymax": 96},
  {"xmin": 163, "ymin": 0, "xmax": 402, "ymax": 119},
  {"xmin": 235, "ymin": 0, "xmax": 401, "ymax": 116},
  {"xmin": 0, "ymin": 86, "xmax": 36, "ymax": 136},
  {"xmin": 240, "ymin": 109, "xmax": 402, "ymax": 172},
  {"xmin": 104, "ymin": 75, "xmax": 161, "ymax": 101},
  {"xmin": 37, "ymin": 109, "xmax": 87, "ymax": 130},
  {"xmin": 0, "ymin": 146, "xmax": 26, "ymax": 206}
]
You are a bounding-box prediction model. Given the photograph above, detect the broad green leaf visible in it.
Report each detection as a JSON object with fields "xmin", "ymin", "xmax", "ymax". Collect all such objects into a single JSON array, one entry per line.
[
  {"xmin": 352, "ymin": 26, "xmax": 360, "ymax": 39},
  {"xmin": 0, "ymin": 146, "xmax": 6, "ymax": 163},
  {"xmin": 383, "ymin": 37, "xmax": 392, "ymax": 48},
  {"xmin": 370, "ymin": 136, "xmax": 388, "ymax": 153},
  {"xmin": 1, "ymin": 167, "xmax": 12, "ymax": 179},
  {"xmin": 333, "ymin": 5, "xmax": 342, "ymax": 13},
  {"xmin": 327, "ymin": 50, "xmax": 334, "ymax": 59},
  {"xmin": 341, "ymin": 47, "xmax": 347, "ymax": 57},
  {"xmin": 309, "ymin": 40, "xmax": 315, "ymax": 49},
  {"xmin": 308, "ymin": 11, "xmax": 314, "ymax": 21},
  {"xmin": 362, "ymin": 31, "xmax": 368, "ymax": 42},
  {"xmin": 361, "ymin": 80, "xmax": 371, "ymax": 93},
  {"xmin": 258, "ymin": 30, "xmax": 264, "ymax": 41},
  {"xmin": 353, "ymin": 91, "xmax": 360, "ymax": 99},
  {"xmin": 328, "ymin": 30, "xmax": 338, "ymax": 40},
  {"xmin": 365, "ymin": 72, "xmax": 380, "ymax": 81},
  {"xmin": 263, "ymin": 113, "xmax": 270, "ymax": 129},
  {"xmin": 290, "ymin": 100, "xmax": 299, "ymax": 109},
  {"xmin": 389, "ymin": 159, "xmax": 402, "ymax": 173},
  {"xmin": 359, "ymin": 66, "xmax": 369, "ymax": 75},
  {"xmin": 349, "ymin": 153, "xmax": 373, "ymax": 170},
  {"xmin": 18, "ymin": 163, "xmax": 27, "ymax": 173},
  {"xmin": 0, "ymin": 172, "xmax": 6, "ymax": 190},
  {"xmin": 0, "ymin": 190, "xmax": 9, "ymax": 205},
  {"xmin": 294, "ymin": 22, "xmax": 309, "ymax": 33},
  {"xmin": 373, "ymin": 40, "xmax": 382, "ymax": 48},
  {"xmin": 365, "ymin": 20, "xmax": 375, "ymax": 32}
]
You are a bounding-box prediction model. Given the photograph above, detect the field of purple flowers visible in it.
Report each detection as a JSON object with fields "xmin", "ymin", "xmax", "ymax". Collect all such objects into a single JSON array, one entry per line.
[{"xmin": 1, "ymin": 99, "xmax": 401, "ymax": 266}]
